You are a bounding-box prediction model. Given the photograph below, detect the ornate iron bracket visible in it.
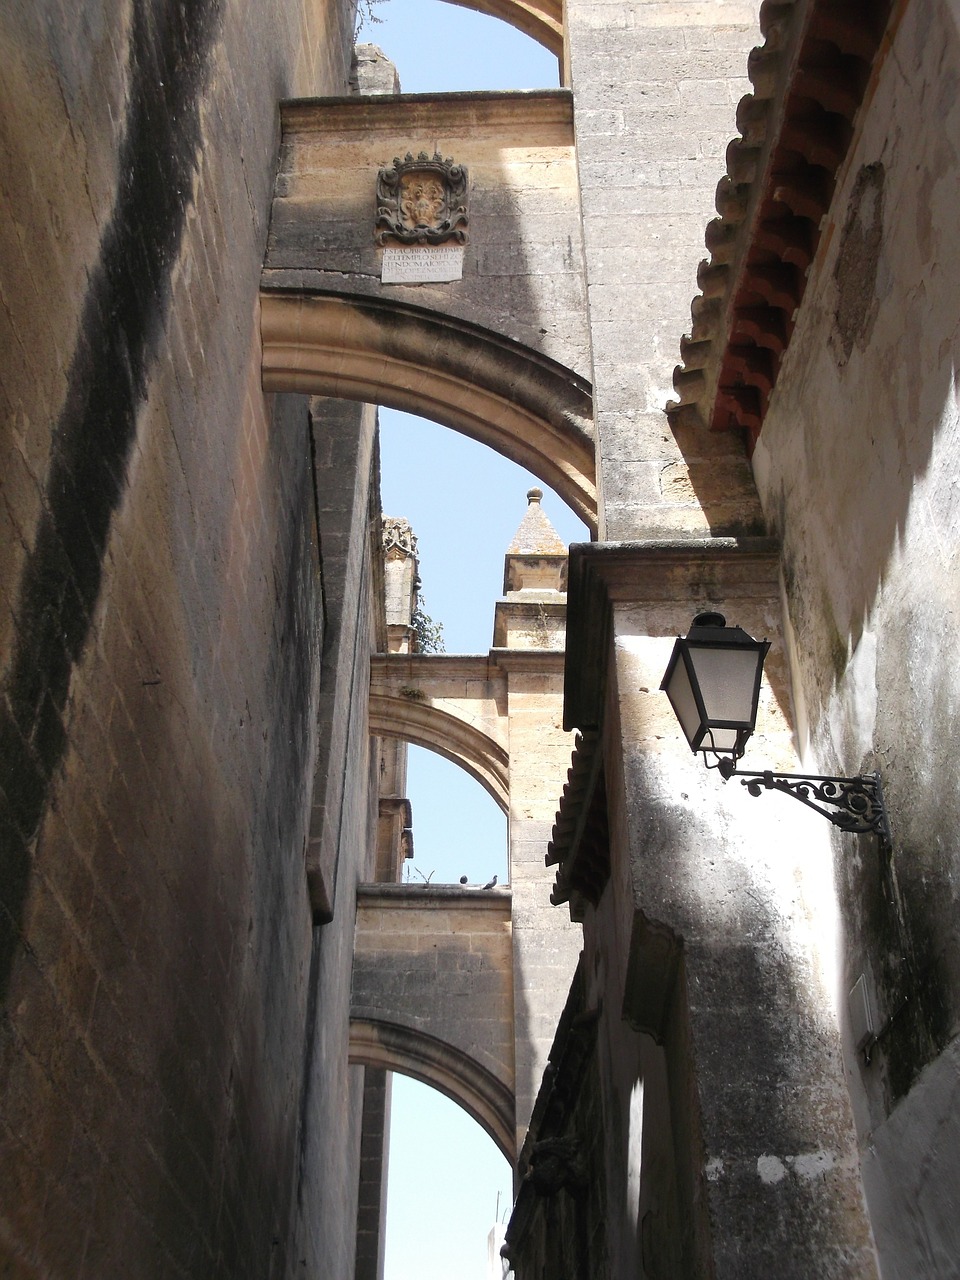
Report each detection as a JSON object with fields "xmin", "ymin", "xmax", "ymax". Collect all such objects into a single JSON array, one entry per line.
[{"xmin": 717, "ymin": 761, "xmax": 890, "ymax": 843}]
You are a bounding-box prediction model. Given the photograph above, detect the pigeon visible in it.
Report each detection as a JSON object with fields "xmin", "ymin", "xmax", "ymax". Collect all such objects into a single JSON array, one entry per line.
[
  {"xmin": 482, "ymin": 874, "xmax": 498, "ymax": 889},
  {"xmin": 459, "ymin": 875, "xmax": 468, "ymax": 884}
]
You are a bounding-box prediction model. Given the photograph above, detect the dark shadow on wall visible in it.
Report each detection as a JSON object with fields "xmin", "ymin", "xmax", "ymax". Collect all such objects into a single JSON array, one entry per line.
[
  {"xmin": 0, "ymin": 0, "xmax": 221, "ymax": 1008},
  {"xmin": 757, "ymin": 10, "xmax": 960, "ymax": 1113}
]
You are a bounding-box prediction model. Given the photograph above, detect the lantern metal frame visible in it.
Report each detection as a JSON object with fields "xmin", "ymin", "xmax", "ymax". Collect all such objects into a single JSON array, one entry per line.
[
  {"xmin": 662, "ymin": 612, "xmax": 891, "ymax": 843},
  {"xmin": 660, "ymin": 611, "xmax": 770, "ymax": 768}
]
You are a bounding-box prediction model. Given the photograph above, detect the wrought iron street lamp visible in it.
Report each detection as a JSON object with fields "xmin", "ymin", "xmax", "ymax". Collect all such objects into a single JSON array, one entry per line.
[{"xmin": 661, "ymin": 612, "xmax": 890, "ymax": 841}]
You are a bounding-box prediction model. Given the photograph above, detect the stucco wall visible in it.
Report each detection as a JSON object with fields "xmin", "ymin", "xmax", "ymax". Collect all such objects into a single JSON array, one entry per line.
[{"xmin": 752, "ymin": 3, "xmax": 960, "ymax": 1274}]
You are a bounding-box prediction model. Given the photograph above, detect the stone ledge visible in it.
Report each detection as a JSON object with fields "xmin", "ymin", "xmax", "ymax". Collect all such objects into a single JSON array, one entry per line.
[
  {"xmin": 563, "ymin": 537, "xmax": 781, "ymax": 732},
  {"xmin": 356, "ymin": 883, "xmax": 511, "ymax": 909},
  {"xmin": 279, "ymin": 89, "xmax": 574, "ymax": 136}
]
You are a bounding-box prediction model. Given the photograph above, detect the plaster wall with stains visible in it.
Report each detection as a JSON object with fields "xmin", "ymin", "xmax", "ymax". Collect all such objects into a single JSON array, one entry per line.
[{"xmin": 752, "ymin": 3, "xmax": 960, "ymax": 1273}]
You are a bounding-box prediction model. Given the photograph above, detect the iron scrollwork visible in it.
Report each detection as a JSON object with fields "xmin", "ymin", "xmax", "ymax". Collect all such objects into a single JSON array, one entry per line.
[
  {"xmin": 727, "ymin": 768, "xmax": 890, "ymax": 841},
  {"xmin": 375, "ymin": 151, "xmax": 468, "ymax": 246}
]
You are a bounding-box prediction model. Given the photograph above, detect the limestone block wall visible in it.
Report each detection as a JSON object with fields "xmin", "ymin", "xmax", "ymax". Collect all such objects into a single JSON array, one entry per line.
[
  {"xmin": 263, "ymin": 92, "xmax": 592, "ymax": 378},
  {"xmin": 751, "ymin": 4, "xmax": 960, "ymax": 1273},
  {"xmin": 290, "ymin": 404, "xmax": 383, "ymax": 1276},
  {"xmin": 0, "ymin": 0, "xmax": 372, "ymax": 1275},
  {"xmin": 351, "ymin": 884, "xmax": 515, "ymax": 1150},
  {"xmin": 566, "ymin": 0, "xmax": 764, "ymax": 539},
  {"xmin": 503, "ymin": 657, "xmax": 583, "ymax": 1145}
]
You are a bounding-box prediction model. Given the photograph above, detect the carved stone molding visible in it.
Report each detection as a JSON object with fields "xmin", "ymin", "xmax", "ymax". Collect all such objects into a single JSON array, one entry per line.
[
  {"xmin": 547, "ymin": 730, "xmax": 609, "ymax": 920},
  {"xmin": 259, "ymin": 292, "xmax": 597, "ymax": 528},
  {"xmin": 349, "ymin": 1017, "xmax": 515, "ymax": 1160},
  {"xmin": 375, "ymin": 152, "xmax": 468, "ymax": 246},
  {"xmin": 382, "ymin": 516, "xmax": 418, "ymax": 556}
]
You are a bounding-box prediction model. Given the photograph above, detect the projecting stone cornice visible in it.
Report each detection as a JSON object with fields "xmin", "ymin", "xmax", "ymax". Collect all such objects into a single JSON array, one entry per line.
[
  {"xmin": 278, "ymin": 88, "xmax": 573, "ymax": 134},
  {"xmin": 487, "ymin": 648, "xmax": 565, "ymax": 673},
  {"xmin": 563, "ymin": 538, "xmax": 782, "ymax": 733},
  {"xmin": 546, "ymin": 728, "xmax": 607, "ymax": 920},
  {"xmin": 668, "ymin": 0, "xmax": 898, "ymax": 446}
]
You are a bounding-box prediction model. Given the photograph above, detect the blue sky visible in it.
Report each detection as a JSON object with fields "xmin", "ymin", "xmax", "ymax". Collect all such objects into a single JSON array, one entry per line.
[
  {"xmin": 379, "ymin": 411, "xmax": 586, "ymax": 887},
  {"xmin": 357, "ymin": 0, "xmax": 560, "ymax": 92},
  {"xmin": 364, "ymin": 5, "xmax": 581, "ymax": 1278}
]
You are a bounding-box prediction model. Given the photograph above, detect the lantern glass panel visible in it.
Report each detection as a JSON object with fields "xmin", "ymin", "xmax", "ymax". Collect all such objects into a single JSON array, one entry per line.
[
  {"xmin": 686, "ymin": 644, "xmax": 762, "ymax": 729},
  {"xmin": 702, "ymin": 725, "xmax": 740, "ymax": 753},
  {"xmin": 664, "ymin": 650, "xmax": 701, "ymax": 749}
]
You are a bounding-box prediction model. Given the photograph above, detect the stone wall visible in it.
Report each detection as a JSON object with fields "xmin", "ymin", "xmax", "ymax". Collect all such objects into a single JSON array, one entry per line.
[
  {"xmin": 553, "ymin": 541, "xmax": 878, "ymax": 1279},
  {"xmin": 0, "ymin": 0, "xmax": 370, "ymax": 1274},
  {"xmin": 264, "ymin": 91, "xmax": 591, "ymax": 378},
  {"xmin": 566, "ymin": 0, "xmax": 764, "ymax": 540},
  {"xmin": 352, "ymin": 884, "xmax": 515, "ymax": 1120},
  {"xmin": 752, "ymin": 3, "xmax": 960, "ymax": 1273}
]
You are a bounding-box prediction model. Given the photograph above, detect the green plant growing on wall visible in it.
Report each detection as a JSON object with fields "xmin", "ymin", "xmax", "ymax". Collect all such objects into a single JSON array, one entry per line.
[{"xmin": 412, "ymin": 594, "xmax": 445, "ymax": 654}]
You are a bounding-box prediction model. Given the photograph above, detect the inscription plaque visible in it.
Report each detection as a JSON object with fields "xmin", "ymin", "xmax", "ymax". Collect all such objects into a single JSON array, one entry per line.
[{"xmin": 381, "ymin": 245, "xmax": 465, "ymax": 284}]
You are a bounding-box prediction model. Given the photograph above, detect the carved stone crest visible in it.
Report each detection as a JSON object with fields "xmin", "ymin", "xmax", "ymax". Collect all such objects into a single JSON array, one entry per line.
[{"xmin": 375, "ymin": 152, "xmax": 468, "ymax": 246}]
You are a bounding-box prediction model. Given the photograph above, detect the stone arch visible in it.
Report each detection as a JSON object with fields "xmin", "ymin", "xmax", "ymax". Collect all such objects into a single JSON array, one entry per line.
[
  {"xmin": 349, "ymin": 1018, "xmax": 515, "ymax": 1160},
  {"xmin": 369, "ymin": 692, "xmax": 509, "ymax": 811},
  {"xmin": 260, "ymin": 291, "xmax": 597, "ymax": 530},
  {"xmin": 440, "ymin": 0, "xmax": 562, "ymax": 56}
]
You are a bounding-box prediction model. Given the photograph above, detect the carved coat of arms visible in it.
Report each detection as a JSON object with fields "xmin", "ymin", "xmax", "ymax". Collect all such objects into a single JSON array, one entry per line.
[{"xmin": 375, "ymin": 152, "xmax": 468, "ymax": 246}]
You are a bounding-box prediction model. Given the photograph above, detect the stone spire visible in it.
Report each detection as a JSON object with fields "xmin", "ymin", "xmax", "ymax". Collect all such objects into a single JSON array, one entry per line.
[
  {"xmin": 494, "ymin": 489, "xmax": 568, "ymax": 649},
  {"xmin": 382, "ymin": 516, "xmax": 419, "ymax": 654},
  {"xmin": 503, "ymin": 488, "xmax": 568, "ymax": 595},
  {"xmin": 507, "ymin": 487, "xmax": 568, "ymax": 558}
]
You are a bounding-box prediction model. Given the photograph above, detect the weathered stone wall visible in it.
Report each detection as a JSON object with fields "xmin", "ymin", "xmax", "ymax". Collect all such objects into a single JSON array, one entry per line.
[
  {"xmin": 306, "ymin": 397, "xmax": 383, "ymax": 920},
  {"xmin": 354, "ymin": 1066, "xmax": 391, "ymax": 1280},
  {"xmin": 566, "ymin": 0, "xmax": 764, "ymax": 539},
  {"xmin": 351, "ymin": 883, "xmax": 515, "ymax": 1154},
  {"xmin": 555, "ymin": 542, "xmax": 878, "ymax": 1279},
  {"xmin": 0, "ymin": 0, "xmax": 371, "ymax": 1274},
  {"xmin": 505, "ymin": 962, "xmax": 608, "ymax": 1279},
  {"xmin": 503, "ymin": 656, "xmax": 583, "ymax": 1146},
  {"xmin": 264, "ymin": 91, "xmax": 591, "ymax": 377},
  {"xmin": 752, "ymin": 3, "xmax": 960, "ymax": 1273},
  {"xmin": 288, "ymin": 404, "xmax": 383, "ymax": 1277}
]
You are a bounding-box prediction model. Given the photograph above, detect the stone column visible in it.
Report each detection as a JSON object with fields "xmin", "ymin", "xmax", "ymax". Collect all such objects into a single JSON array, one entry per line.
[
  {"xmin": 495, "ymin": 490, "xmax": 584, "ymax": 1146},
  {"xmin": 566, "ymin": 0, "xmax": 763, "ymax": 541}
]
